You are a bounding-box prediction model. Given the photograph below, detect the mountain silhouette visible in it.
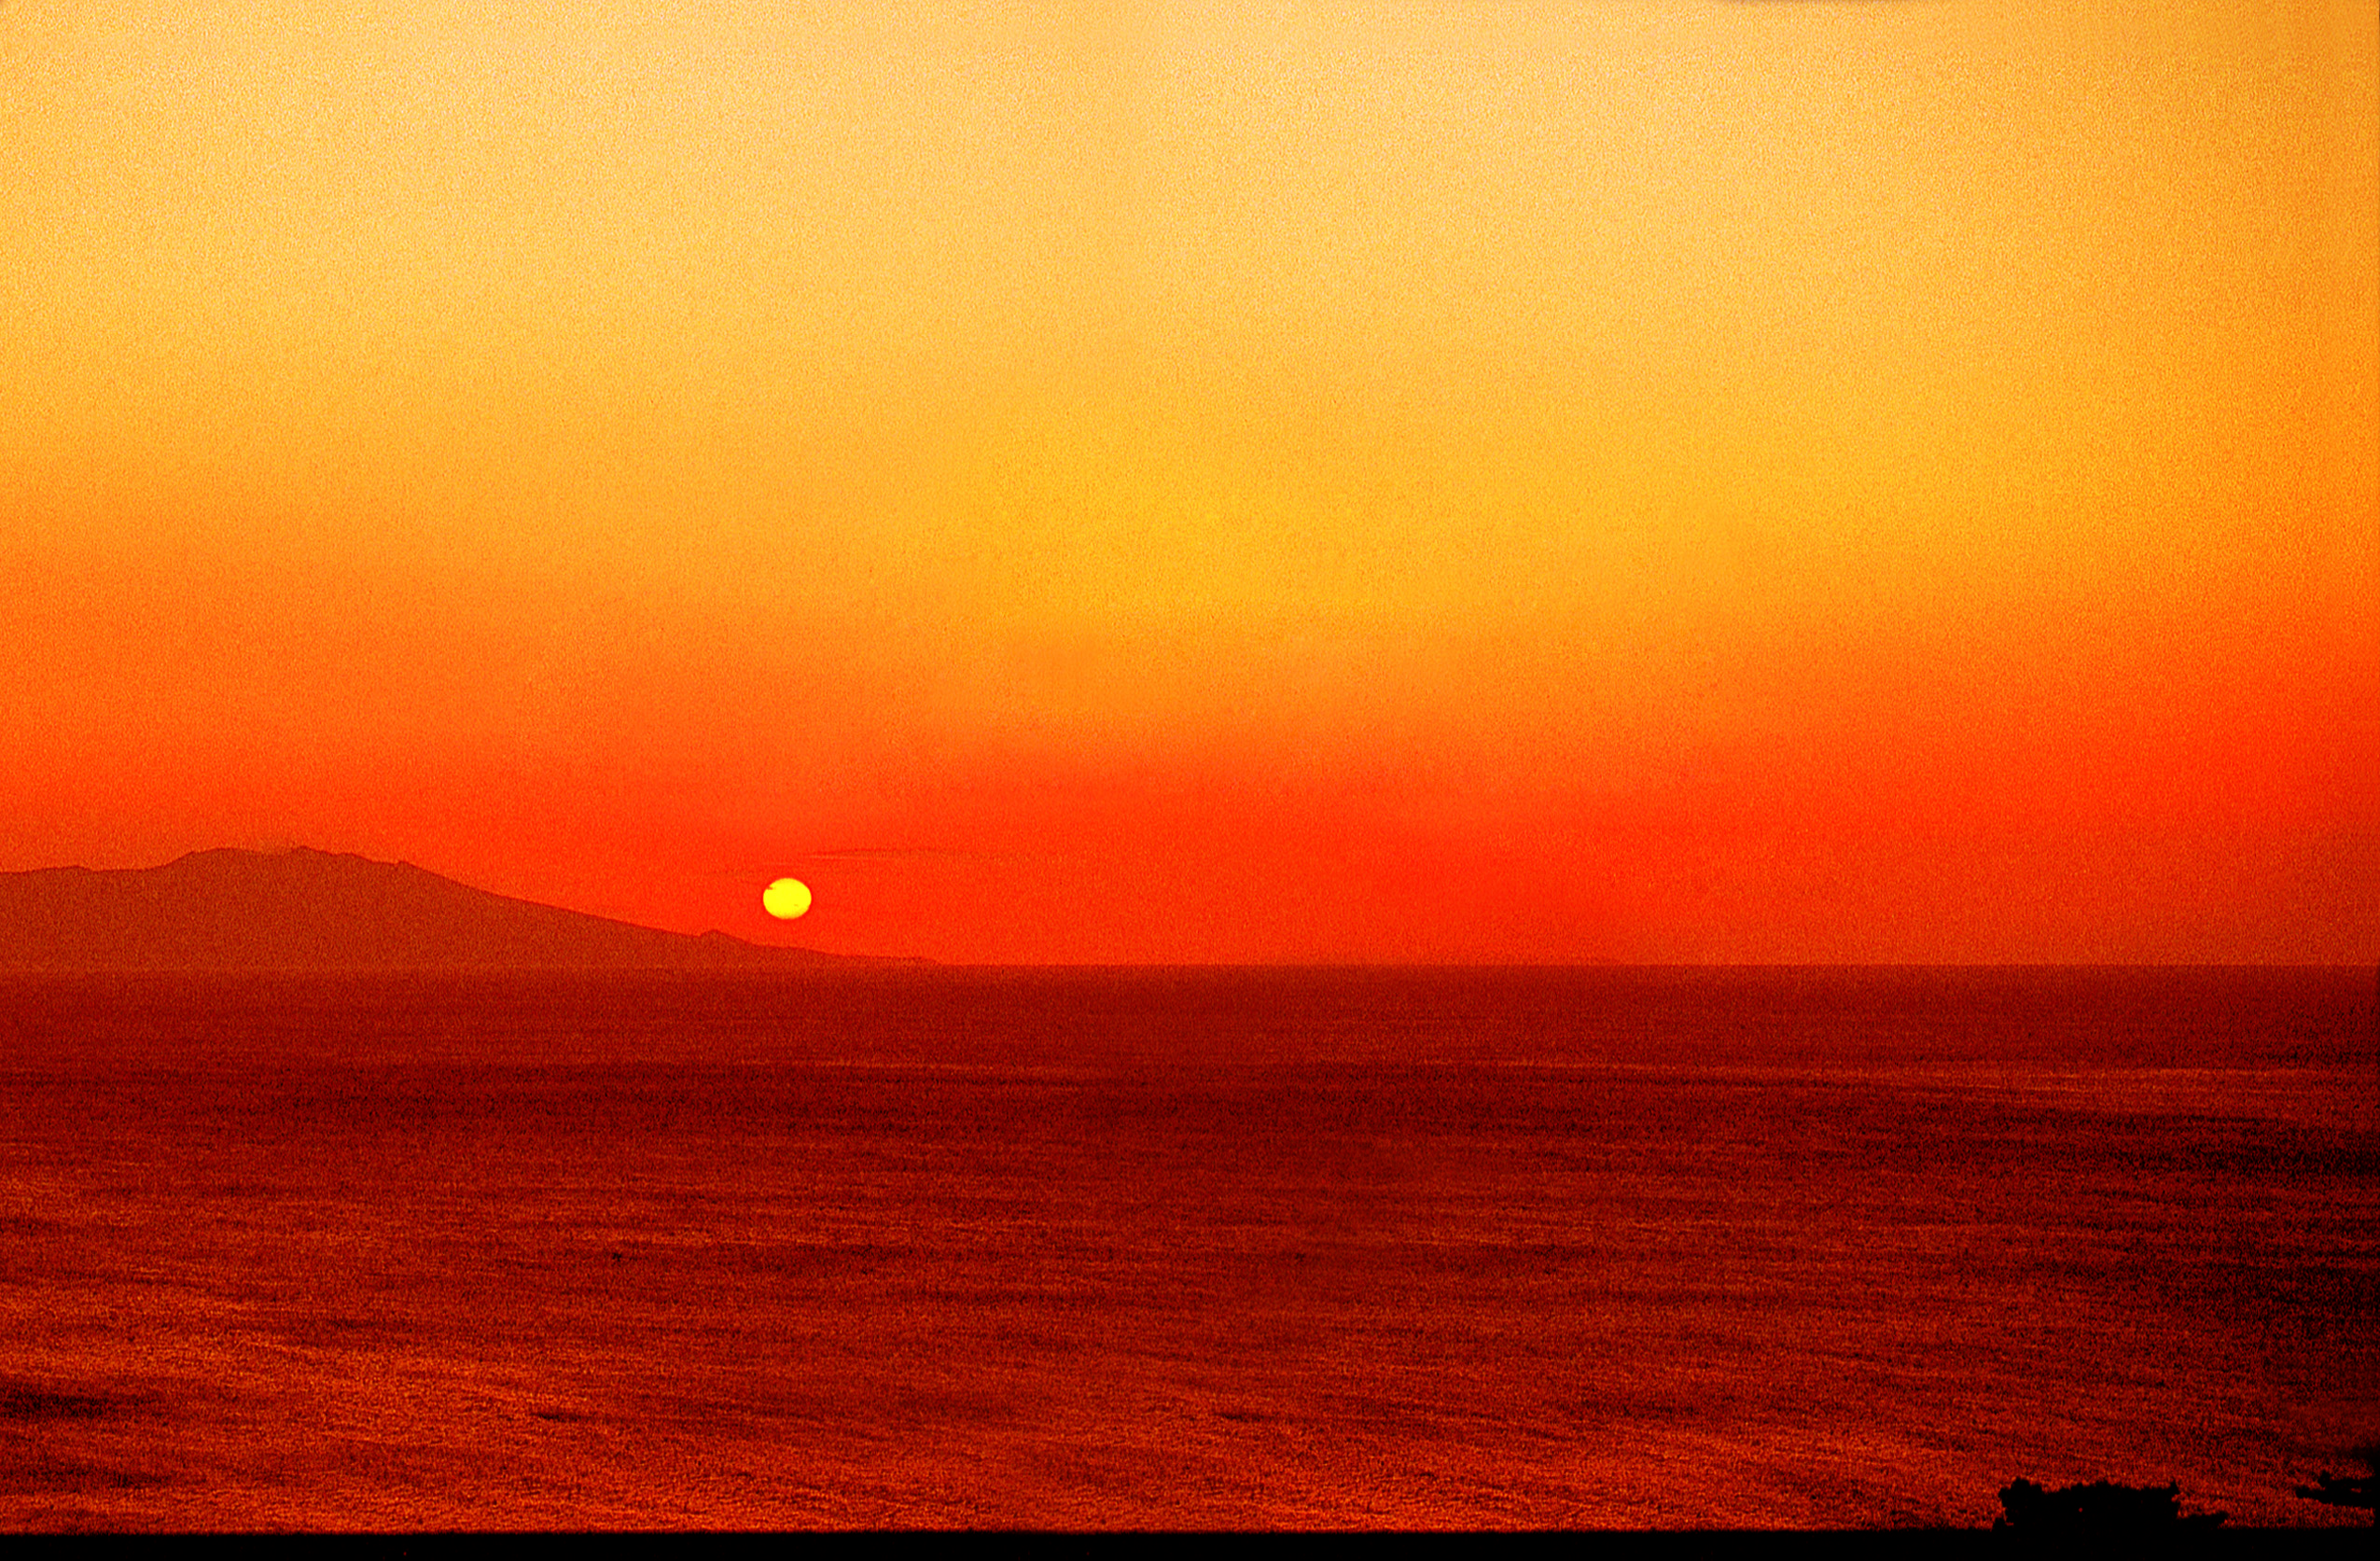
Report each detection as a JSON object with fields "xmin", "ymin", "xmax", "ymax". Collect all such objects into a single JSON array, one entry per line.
[{"xmin": 0, "ymin": 848, "xmax": 878, "ymax": 970}]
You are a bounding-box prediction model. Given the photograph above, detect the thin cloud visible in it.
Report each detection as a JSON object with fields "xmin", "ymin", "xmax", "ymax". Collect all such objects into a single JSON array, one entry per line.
[
  {"xmin": 701, "ymin": 848, "xmax": 1065, "ymax": 877},
  {"xmin": 802, "ymin": 847, "xmax": 1068, "ymax": 865},
  {"xmin": 805, "ymin": 848, "xmax": 981, "ymax": 862}
]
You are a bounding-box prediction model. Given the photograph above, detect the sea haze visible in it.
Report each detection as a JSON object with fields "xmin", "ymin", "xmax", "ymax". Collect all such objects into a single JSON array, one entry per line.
[{"xmin": 1, "ymin": 967, "xmax": 2372, "ymax": 1528}]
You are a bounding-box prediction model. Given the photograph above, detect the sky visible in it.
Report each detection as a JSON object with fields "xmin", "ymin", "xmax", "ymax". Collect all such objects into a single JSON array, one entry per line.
[{"xmin": 1, "ymin": 0, "xmax": 2373, "ymax": 963}]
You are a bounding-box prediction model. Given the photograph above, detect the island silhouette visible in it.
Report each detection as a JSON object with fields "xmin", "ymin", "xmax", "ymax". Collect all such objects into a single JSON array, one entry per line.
[{"xmin": 0, "ymin": 847, "xmax": 888, "ymax": 970}]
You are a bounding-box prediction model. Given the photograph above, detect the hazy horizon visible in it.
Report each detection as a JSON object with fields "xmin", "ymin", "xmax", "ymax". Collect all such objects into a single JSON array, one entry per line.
[{"xmin": 4, "ymin": 838, "xmax": 2375, "ymax": 971}]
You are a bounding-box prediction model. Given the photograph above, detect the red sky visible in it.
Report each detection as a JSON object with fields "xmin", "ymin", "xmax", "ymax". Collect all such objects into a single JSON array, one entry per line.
[{"xmin": 3, "ymin": 1, "xmax": 2373, "ymax": 962}]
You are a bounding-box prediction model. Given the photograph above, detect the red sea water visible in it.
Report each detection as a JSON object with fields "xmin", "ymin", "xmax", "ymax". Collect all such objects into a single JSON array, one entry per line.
[{"xmin": 1, "ymin": 967, "xmax": 2373, "ymax": 1528}]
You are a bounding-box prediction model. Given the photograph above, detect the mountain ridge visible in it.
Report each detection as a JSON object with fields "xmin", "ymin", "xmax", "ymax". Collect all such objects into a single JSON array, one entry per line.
[{"xmin": 0, "ymin": 847, "xmax": 893, "ymax": 970}]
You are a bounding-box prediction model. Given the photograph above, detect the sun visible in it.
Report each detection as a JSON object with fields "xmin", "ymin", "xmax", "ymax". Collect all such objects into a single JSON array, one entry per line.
[{"xmin": 761, "ymin": 878, "xmax": 812, "ymax": 919}]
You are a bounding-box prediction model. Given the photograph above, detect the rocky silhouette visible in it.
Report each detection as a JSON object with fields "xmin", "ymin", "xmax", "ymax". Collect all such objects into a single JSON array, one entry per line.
[
  {"xmin": 2296, "ymin": 1446, "xmax": 2378, "ymax": 1524},
  {"xmin": 1994, "ymin": 1477, "xmax": 2226, "ymax": 1531},
  {"xmin": 0, "ymin": 848, "xmax": 884, "ymax": 970}
]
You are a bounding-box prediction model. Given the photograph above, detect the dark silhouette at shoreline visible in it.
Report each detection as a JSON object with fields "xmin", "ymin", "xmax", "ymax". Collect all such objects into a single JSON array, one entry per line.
[
  {"xmin": 1995, "ymin": 1477, "xmax": 2226, "ymax": 1530},
  {"xmin": 2296, "ymin": 1446, "xmax": 2379, "ymax": 1525}
]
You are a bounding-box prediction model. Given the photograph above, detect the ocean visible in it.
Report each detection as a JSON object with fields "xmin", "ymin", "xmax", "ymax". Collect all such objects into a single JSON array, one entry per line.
[{"xmin": 1, "ymin": 967, "xmax": 2372, "ymax": 1529}]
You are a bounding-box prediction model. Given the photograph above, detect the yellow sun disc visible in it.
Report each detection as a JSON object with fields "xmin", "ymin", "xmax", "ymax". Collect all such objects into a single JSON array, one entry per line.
[{"xmin": 761, "ymin": 878, "xmax": 812, "ymax": 919}]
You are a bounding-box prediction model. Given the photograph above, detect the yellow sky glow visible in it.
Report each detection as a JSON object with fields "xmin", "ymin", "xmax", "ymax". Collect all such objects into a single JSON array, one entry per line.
[{"xmin": 2, "ymin": 1, "xmax": 2373, "ymax": 960}]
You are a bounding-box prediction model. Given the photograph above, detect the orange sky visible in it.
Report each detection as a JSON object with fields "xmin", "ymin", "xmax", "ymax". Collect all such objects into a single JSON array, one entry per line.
[{"xmin": 2, "ymin": 0, "xmax": 2373, "ymax": 962}]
